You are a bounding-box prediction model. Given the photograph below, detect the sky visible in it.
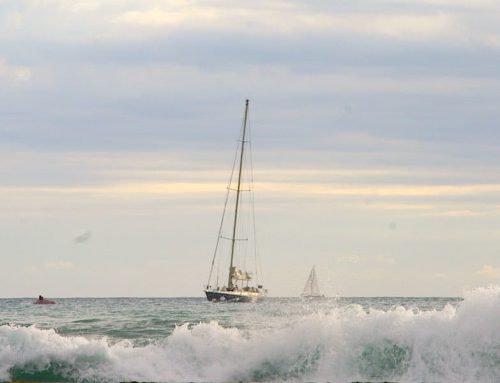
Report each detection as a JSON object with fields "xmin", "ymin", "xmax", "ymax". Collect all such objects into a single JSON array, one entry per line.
[{"xmin": 1, "ymin": 0, "xmax": 499, "ymax": 297}]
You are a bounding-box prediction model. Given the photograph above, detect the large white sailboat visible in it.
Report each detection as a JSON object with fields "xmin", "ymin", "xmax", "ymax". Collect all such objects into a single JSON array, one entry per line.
[
  {"xmin": 204, "ymin": 100, "xmax": 267, "ymax": 302},
  {"xmin": 301, "ymin": 266, "xmax": 325, "ymax": 298}
]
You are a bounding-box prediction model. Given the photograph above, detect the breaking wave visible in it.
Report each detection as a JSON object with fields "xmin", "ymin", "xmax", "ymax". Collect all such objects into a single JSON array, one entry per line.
[{"xmin": 1, "ymin": 286, "xmax": 499, "ymax": 382}]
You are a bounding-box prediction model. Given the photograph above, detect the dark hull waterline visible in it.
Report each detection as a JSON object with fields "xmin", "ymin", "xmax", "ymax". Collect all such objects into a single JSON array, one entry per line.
[{"xmin": 204, "ymin": 289, "xmax": 265, "ymax": 303}]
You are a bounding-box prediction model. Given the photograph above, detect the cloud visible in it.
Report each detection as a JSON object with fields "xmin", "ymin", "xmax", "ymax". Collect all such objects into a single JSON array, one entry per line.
[
  {"xmin": 3, "ymin": 0, "xmax": 500, "ymax": 157},
  {"xmin": 433, "ymin": 272, "xmax": 449, "ymax": 279},
  {"xmin": 2, "ymin": 1, "xmax": 499, "ymax": 48},
  {"xmin": 476, "ymin": 265, "xmax": 500, "ymax": 278},
  {"xmin": 2, "ymin": 181, "xmax": 500, "ymax": 198},
  {"xmin": 258, "ymin": 182, "xmax": 500, "ymax": 198},
  {"xmin": 45, "ymin": 261, "xmax": 75, "ymax": 270},
  {"xmin": 105, "ymin": 1, "xmax": 500, "ymax": 49},
  {"xmin": 1, "ymin": 150, "xmax": 500, "ymax": 213},
  {"xmin": 335, "ymin": 254, "xmax": 367, "ymax": 264},
  {"xmin": 22, "ymin": 260, "xmax": 75, "ymax": 275},
  {"xmin": 1, "ymin": 0, "xmax": 500, "ymax": 298},
  {"xmin": 437, "ymin": 210, "xmax": 480, "ymax": 217},
  {"xmin": 0, "ymin": 58, "xmax": 32, "ymax": 81},
  {"xmin": 375, "ymin": 256, "xmax": 395, "ymax": 265},
  {"xmin": 113, "ymin": 8, "xmax": 217, "ymax": 28},
  {"xmin": 112, "ymin": 6, "xmax": 457, "ymax": 41},
  {"xmin": 335, "ymin": 254, "xmax": 395, "ymax": 265},
  {"xmin": 63, "ymin": 1, "xmax": 103, "ymax": 13}
]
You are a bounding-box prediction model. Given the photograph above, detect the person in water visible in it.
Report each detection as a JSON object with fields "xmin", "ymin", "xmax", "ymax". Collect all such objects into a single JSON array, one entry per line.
[{"xmin": 34, "ymin": 294, "xmax": 55, "ymax": 304}]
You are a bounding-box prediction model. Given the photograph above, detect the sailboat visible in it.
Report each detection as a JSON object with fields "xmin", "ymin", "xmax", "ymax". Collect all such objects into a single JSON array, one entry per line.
[
  {"xmin": 204, "ymin": 100, "xmax": 267, "ymax": 302},
  {"xmin": 301, "ymin": 266, "xmax": 325, "ymax": 298}
]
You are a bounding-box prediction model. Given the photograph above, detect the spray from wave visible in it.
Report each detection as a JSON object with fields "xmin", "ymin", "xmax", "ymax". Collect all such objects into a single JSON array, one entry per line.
[{"xmin": 1, "ymin": 286, "xmax": 499, "ymax": 382}]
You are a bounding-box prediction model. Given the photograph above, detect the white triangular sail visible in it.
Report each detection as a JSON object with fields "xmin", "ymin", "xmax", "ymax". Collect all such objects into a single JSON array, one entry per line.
[{"xmin": 302, "ymin": 266, "xmax": 322, "ymax": 297}]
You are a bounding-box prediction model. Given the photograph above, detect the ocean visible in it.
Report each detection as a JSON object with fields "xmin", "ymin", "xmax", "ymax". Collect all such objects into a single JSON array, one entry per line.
[{"xmin": 1, "ymin": 286, "xmax": 499, "ymax": 382}]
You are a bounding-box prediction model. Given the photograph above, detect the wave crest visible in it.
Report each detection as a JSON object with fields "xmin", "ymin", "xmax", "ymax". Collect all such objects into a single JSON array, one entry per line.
[{"xmin": 1, "ymin": 286, "xmax": 499, "ymax": 382}]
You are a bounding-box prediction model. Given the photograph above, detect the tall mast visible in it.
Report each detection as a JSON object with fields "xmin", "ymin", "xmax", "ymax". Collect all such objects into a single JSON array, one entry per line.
[{"xmin": 228, "ymin": 99, "xmax": 249, "ymax": 288}]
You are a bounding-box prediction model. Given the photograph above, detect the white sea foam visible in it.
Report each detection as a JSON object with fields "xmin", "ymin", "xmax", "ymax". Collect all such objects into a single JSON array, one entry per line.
[{"xmin": 0, "ymin": 286, "xmax": 499, "ymax": 382}]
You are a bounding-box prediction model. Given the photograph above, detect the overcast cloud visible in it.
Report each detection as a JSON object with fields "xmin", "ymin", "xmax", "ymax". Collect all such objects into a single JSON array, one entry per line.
[{"xmin": 1, "ymin": 1, "xmax": 499, "ymax": 297}]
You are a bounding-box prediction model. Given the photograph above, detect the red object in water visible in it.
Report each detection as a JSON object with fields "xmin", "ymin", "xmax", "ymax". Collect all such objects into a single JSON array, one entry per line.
[{"xmin": 34, "ymin": 299, "xmax": 56, "ymax": 304}]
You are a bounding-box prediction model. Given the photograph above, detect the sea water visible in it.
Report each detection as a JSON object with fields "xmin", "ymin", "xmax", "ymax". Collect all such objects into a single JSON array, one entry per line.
[{"xmin": 1, "ymin": 286, "xmax": 499, "ymax": 382}]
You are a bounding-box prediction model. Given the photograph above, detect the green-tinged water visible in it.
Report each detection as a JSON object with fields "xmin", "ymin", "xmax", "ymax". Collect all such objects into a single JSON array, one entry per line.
[{"xmin": 1, "ymin": 290, "xmax": 499, "ymax": 382}]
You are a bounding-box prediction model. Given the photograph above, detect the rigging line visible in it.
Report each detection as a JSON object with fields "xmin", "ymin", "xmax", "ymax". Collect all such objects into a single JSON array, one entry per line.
[
  {"xmin": 228, "ymin": 100, "xmax": 249, "ymax": 288},
  {"xmin": 206, "ymin": 122, "xmax": 241, "ymax": 289},
  {"xmin": 206, "ymin": 173, "xmax": 231, "ymax": 288},
  {"xmin": 248, "ymin": 115, "xmax": 261, "ymax": 284}
]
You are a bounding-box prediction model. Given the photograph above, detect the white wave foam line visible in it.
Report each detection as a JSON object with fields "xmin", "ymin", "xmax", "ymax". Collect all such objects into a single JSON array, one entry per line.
[
  {"xmin": 0, "ymin": 286, "xmax": 499, "ymax": 382},
  {"xmin": 0, "ymin": 324, "xmax": 114, "ymax": 381}
]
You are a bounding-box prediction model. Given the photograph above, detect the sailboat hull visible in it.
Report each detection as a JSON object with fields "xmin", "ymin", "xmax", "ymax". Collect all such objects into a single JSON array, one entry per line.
[{"xmin": 204, "ymin": 289, "xmax": 266, "ymax": 303}]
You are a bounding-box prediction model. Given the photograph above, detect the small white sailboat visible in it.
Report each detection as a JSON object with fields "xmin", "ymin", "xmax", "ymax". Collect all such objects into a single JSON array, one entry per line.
[
  {"xmin": 301, "ymin": 266, "xmax": 325, "ymax": 298},
  {"xmin": 204, "ymin": 100, "xmax": 267, "ymax": 302}
]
